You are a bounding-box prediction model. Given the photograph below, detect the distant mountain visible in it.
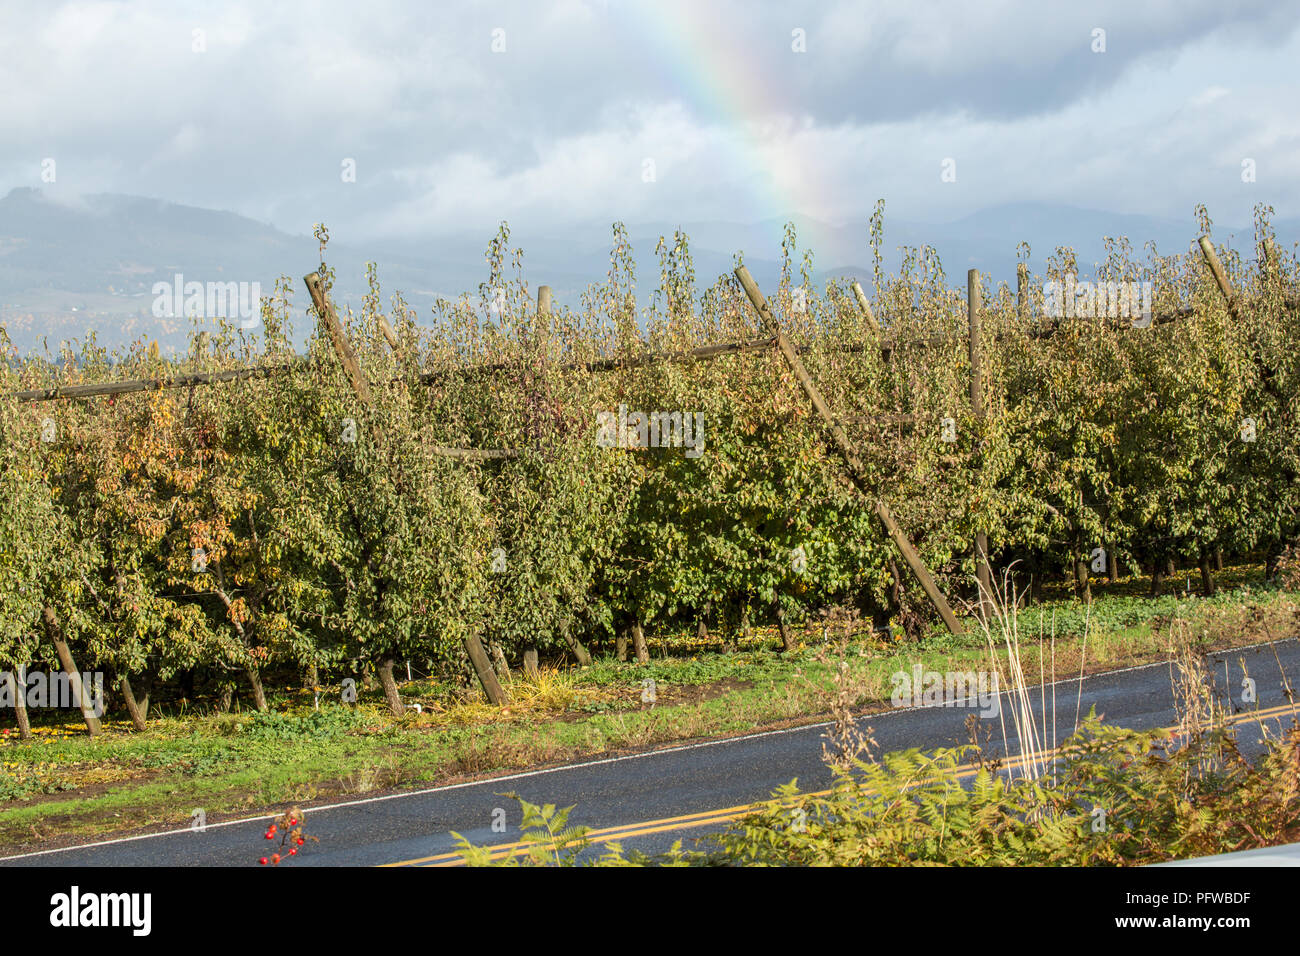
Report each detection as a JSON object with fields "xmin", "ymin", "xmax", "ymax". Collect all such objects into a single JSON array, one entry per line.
[{"xmin": 0, "ymin": 188, "xmax": 1293, "ymax": 356}]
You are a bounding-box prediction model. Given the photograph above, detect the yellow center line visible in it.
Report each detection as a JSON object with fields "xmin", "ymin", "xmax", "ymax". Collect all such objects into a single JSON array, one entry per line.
[{"xmin": 385, "ymin": 701, "xmax": 1298, "ymax": 867}]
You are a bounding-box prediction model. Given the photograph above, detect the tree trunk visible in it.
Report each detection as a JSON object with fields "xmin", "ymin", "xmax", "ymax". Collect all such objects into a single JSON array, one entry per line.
[
  {"xmin": 740, "ymin": 605, "xmax": 752, "ymax": 645},
  {"xmin": 462, "ymin": 636, "xmax": 508, "ymax": 706},
  {"xmin": 375, "ymin": 655, "xmax": 405, "ymax": 715},
  {"xmin": 305, "ymin": 663, "xmax": 319, "ymax": 690},
  {"xmin": 522, "ymin": 646, "xmax": 539, "ymax": 679},
  {"xmin": 888, "ymin": 558, "xmax": 904, "ymax": 611},
  {"xmin": 1214, "ymin": 548, "xmax": 1224, "ymax": 572},
  {"xmin": 43, "ymin": 606, "xmax": 101, "ymax": 736},
  {"xmin": 5, "ymin": 667, "xmax": 31, "ymax": 739},
  {"xmin": 1073, "ymin": 558, "xmax": 1091, "ymax": 604},
  {"xmin": 616, "ymin": 624, "xmax": 628, "ymax": 663},
  {"xmin": 1150, "ymin": 565, "xmax": 1164, "ymax": 597},
  {"xmin": 217, "ymin": 681, "xmax": 234, "ymax": 714},
  {"xmin": 245, "ymin": 666, "xmax": 268, "ymax": 712},
  {"xmin": 1107, "ymin": 547, "xmax": 1120, "ymax": 584},
  {"xmin": 563, "ymin": 628, "xmax": 592, "ymax": 667},
  {"xmin": 774, "ymin": 603, "xmax": 796, "ymax": 653},
  {"xmin": 120, "ymin": 674, "xmax": 148, "ymax": 731},
  {"xmin": 632, "ymin": 620, "xmax": 649, "ymax": 665},
  {"xmin": 1200, "ymin": 553, "xmax": 1217, "ymax": 597},
  {"xmin": 136, "ymin": 670, "xmax": 152, "ymax": 720},
  {"xmin": 722, "ymin": 601, "xmax": 738, "ymax": 653},
  {"xmin": 1166, "ymin": 556, "xmax": 1176, "ymax": 577}
]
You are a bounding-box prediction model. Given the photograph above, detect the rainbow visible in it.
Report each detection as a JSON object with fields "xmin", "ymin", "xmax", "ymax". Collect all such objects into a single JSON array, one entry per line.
[{"xmin": 620, "ymin": 2, "xmax": 822, "ymax": 251}]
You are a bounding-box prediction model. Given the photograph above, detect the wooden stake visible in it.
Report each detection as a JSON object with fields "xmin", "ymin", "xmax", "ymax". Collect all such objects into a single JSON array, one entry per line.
[
  {"xmin": 304, "ymin": 272, "xmax": 373, "ymax": 404},
  {"xmin": 537, "ymin": 285, "xmax": 552, "ymax": 317},
  {"xmin": 489, "ymin": 640, "xmax": 512, "ymax": 684},
  {"xmin": 464, "ymin": 633, "xmax": 508, "ymax": 705},
  {"xmin": 968, "ymin": 270, "xmax": 992, "ymax": 615},
  {"xmin": 1197, "ymin": 237, "xmax": 1241, "ymax": 321},
  {"xmin": 376, "ymin": 315, "xmax": 399, "ymax": 351},
  {"xmin": 734, "ymin": 265, "xmax": 964, "ymax": 636},
  {"xmin": 850, "ymin": 281, "xmax": 880, "ymax": 335}
]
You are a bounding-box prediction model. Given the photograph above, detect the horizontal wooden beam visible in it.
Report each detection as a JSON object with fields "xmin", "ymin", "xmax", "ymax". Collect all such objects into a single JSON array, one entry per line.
[
  {"xmin": 2, "ymin": 278, "xmax": 1225, "ymax": 407},
  {"xmin": 10, "ymin": 361, "xmax": 301, "ymax": 403}
]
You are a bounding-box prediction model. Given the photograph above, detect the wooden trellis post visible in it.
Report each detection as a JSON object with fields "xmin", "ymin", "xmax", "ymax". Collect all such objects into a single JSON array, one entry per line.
[
  {"xmin": 376, "ymin": 314, "xmax": 399, "ymax": 351},
  {"xmin": 850, "ymin": 281, "xmax": 880, "ymax": 336},
  {"xmin": 734, "ymin": 266, "xmax": 964, "ymax": 636},
  {"xmin": 1197, "ymin": 237, "xmax": 1241, "ymax": 321},
  {"xmin": 968, "ymin": 269, "xmax": 992, "ymax": 617},
  {"xmin": 304, "ymin": 272, "xmax": 373, "ymax": 404}
]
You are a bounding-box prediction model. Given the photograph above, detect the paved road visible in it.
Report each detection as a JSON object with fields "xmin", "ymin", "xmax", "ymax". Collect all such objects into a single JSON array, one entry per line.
[{"xmin": 3, "ymin": 637, "xmax": 1297, "ymax": 867}]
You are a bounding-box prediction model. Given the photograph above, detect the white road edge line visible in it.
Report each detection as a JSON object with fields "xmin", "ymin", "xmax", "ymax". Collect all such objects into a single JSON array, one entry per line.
[{"xmin": 2, "ymin": 634, "xmax": 1294, "ymax": 862}]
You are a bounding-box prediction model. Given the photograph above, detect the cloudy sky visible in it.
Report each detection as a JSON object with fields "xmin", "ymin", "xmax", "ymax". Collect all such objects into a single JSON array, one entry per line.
[{"xmin": 2, "ymin": 0, "xmax": 1298, "ymax": 243}]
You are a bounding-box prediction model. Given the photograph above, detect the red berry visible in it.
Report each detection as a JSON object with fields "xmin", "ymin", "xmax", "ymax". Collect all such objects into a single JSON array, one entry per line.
[
  {"xmin": 259, "ymin": 857, "xmax": 268, "ymax": 865},
  {"xmin": 296, "ymin": 838, "xmax": 304, "ymax": 845},
  {"xmin": 271, "ymin": 853, "xmax": 280, "ymax": 864},
  {"xmin": 288, "ymin": 848, "xmax": 297, "ymax": 856}
]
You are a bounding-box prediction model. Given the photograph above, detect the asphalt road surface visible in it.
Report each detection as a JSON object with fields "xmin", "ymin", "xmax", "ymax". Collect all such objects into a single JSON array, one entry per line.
[{"xmin": 3, "ymin": 637, "xmax": 1297, "ymax": 867}]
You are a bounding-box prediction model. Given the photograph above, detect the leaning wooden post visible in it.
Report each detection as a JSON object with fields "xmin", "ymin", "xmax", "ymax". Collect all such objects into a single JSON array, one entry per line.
[
  {"xmin": 303, "ymin": 273, "xmax": 507, "ymax": 705},
  {"xmin": 304, "ymin": 273, "xmax": 373, "ymax": 404},
  {"xmin": 850, "ymin": 281, "xmax": 880, "ymax": 335},
  {"xmin": 968, "ymin": 269, "xmax": 992, "ymax": 617},
  {"xmin": 376, "ymin": 315, "xmax": 399, "ymax": 351},
  {"xmin": 734, "ymin": 266, "xmax": 964, "ymax": 636},
  {"xmin": 1197, "ymin": 237, "xmax": 1241, "ymax": 321},
  {"xmin": 464, "ymin": 635, "xmax": 508, "ymax": 705},
  {"xmin": 537, "ymin": 285, "xmax": 552, "ymax": 317}
]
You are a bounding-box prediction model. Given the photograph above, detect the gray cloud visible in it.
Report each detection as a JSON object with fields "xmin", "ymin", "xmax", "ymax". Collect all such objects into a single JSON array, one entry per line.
[{"xmin": 1, "ymin": 0, "xmax": 1297, "ymax": 241}]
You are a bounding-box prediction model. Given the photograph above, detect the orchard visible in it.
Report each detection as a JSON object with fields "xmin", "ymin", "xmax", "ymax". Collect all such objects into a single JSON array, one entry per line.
[{"xmin": 1, "ymin": 205, "xmax": 1296, "ymax": 731}]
